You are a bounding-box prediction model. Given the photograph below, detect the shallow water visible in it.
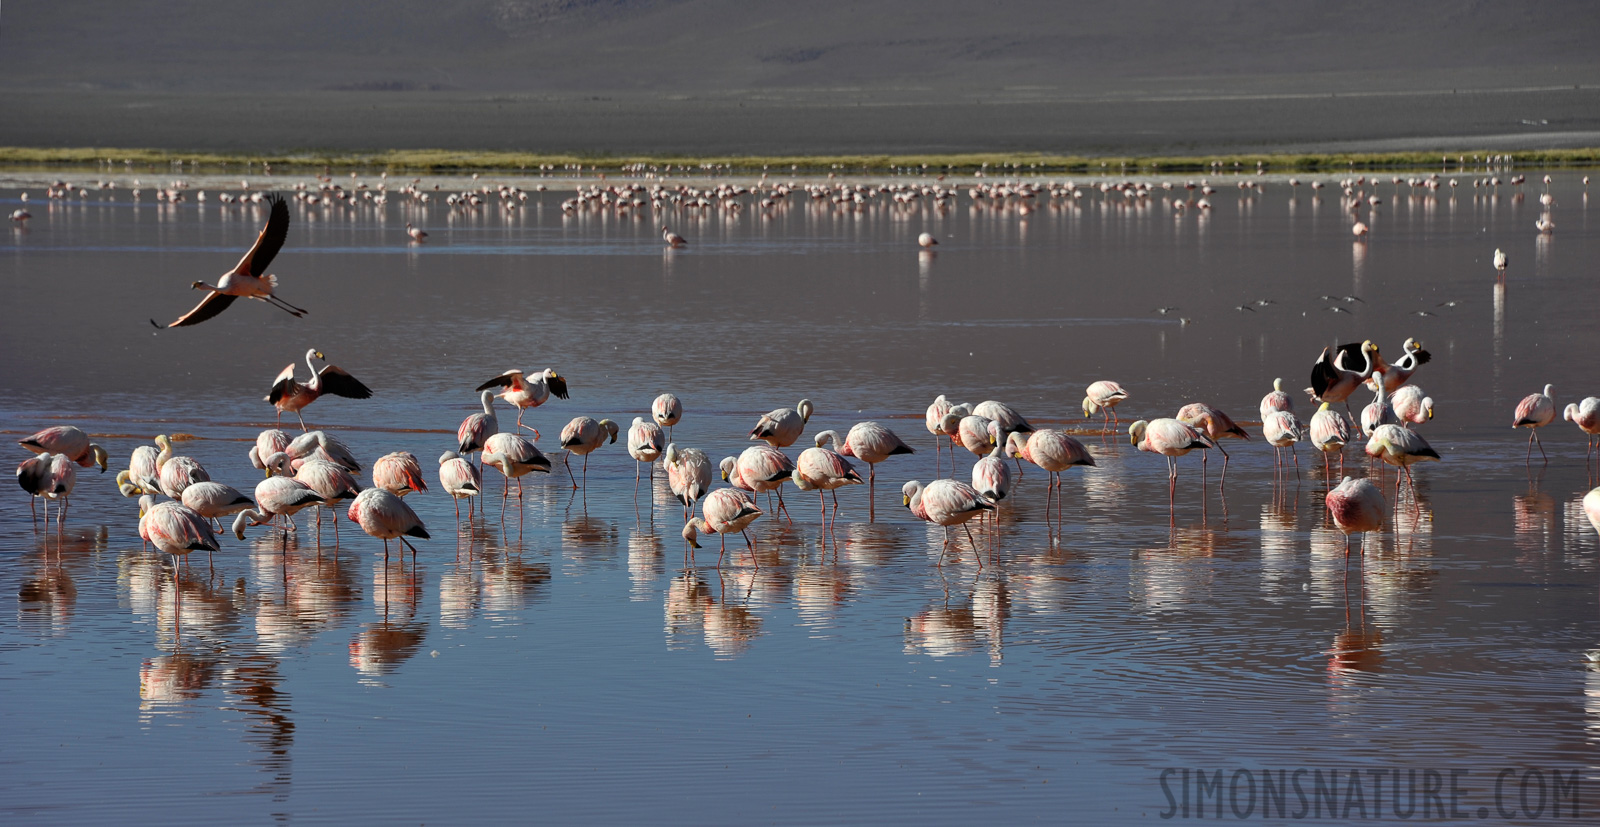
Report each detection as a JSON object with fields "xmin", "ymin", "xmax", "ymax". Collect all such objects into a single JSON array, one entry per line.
[{"xmin": 2, "ymin": 171, "xmax": 1599, "ymax": 824}]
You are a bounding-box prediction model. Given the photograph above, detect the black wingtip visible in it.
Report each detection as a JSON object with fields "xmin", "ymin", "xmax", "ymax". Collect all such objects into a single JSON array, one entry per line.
[
  {"xmin": 890, "ymin": 444, "xmax": 916, "ymax": 456},
  {"xmin": 406, "ymin": 526, "xmax": 431, "ymax": 540},
  {"xmin": 150, "ymin": 319, "xmax": 162, "ymax": 330}
]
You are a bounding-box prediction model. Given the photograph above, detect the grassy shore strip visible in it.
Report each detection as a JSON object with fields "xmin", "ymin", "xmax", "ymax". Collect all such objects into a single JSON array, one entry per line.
[{"xmin": 3, "ymin": 146, "xmax": 1600, "ymax": 173}]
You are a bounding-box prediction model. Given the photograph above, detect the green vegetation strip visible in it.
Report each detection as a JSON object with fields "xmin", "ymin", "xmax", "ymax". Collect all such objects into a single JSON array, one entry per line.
[{"xmin": 3, "ymin": 146, "xmax": 1599, "ymax": 174}]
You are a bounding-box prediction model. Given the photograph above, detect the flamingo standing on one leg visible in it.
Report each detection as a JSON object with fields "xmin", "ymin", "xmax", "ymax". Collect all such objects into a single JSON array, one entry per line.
[
  {"xmin": 652, "ymin": 393, "xmax": 683, "ymax": 442},
  {"xmin": 627, "ymin": 416, "xmax": 666, "ymax": 501},
  {"xmin": 1263, "ymin": 411, "xmax": 1304, "ymax": 476},
  {"xmin": 1513, "ymin": 384, "xmax": 1556, "ymax": 464},
  {"xmin": 1260, "ymin": 378, "xmax": 1294, "ymax": 420},
  {"xmin": 1309, "ymin": 402, "xmax": 1353, "ymax": 478},
  {"xmin": 1326, "ymin": 476, "xmax": 1385, "ymax": 557},
  {"xmin": 925, "ymin": 395, "xmax": 954, "ymax": 476}
]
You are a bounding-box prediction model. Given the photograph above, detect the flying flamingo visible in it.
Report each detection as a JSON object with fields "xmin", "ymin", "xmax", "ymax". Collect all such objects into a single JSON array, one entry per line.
[
  {"xmin": 347, "ymin": 488, "xmax": 429, "ymax": 563},
  {"xmin": 1564, "ymin": 397, "xmax": 1600, "ymax": 461},
  {"xmin": 18, "ymin": 425, "xmax": 108, "ymax": 473},
  {"xmin": 749, "ymin": 399, "xmax": 813, "ymax": 449},
  {"xmin": 266, "ymin": 349, "xmax": 373, "ymax": 431},
  {"xmin": 1513, "ymin": 384, "xmax": 1556, "ymax": 463},
  {"xmin": 626, "ymin": 416, "xmax": 666, "ymax": 499},
  {"xmin": 901, "ymin": 479, "xmax": 996, "ymax": 567},
  {"xmin": 652, "ymin": 393, "xmax": 683, "ymax": 441},
  {"xmin": 558, "ymin": 417, "xmax": 618, "ymax": 492},
  {"xmin": 475, "ymin": 368, "xmax": 569, "ymax": 436},
  {"xmin": 1325, "ymin": 476, "xmax": 1385, "ymax": 557},
  {"xmin": 151, "ymin": 194, "xmax": 309, "ymax": 327},
  {"xmin": 438, "ymin": 451, "xmax": 483, "ymax": 519},
  {"xmin": 1083, "ymin": 381, "xmax": 1129, "ymax": 429},
  {"xmin": 1128, "ymin": 419, "xmax": 1218, "ymax": 509},
  {"xmin": 682, "ymin": 488, "xmax": 763, "ymax": 567}
]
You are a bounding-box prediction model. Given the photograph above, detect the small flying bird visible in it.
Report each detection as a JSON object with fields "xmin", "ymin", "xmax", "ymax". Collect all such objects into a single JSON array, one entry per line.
[
  {"xmin": 1152, "ymin": 307, "xmax": 1179, "ymax": 315},
  {"xmin": 1411, "ymin": 310, "xmax": 1437, "ymax": 317},
  {"xmin": 151, "ymin": 194, "xmax": 308, "ymax": 327},
  {"xmin": 266, "ymin": 349, "xmax": 373, "ymax": 431},
  {"xmin": 1233, "ymin": 305, "xmax": 1257, "ymax": 313},
  {"xmin": 1341, "ymin": 296, "xmax": 1364, "ymax": 303},
  {"xmin": 1327, "ymin": 306, "xmax": 1354, "ymax": 314},
  {"xmin": 1436, "ymin": 300, "xmax": 1462, "ymax": 309},
  {"xmin": 1253, "ymin": 299, "xmax": 1276, "ymax": 307}
]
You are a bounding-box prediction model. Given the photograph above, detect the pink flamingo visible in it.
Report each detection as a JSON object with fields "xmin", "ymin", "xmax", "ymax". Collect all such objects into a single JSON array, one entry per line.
[
  {"xmin": 792, "ymin": 444, "xmax": 863, "ymax": 530},
  {"xmin": 652, "ymin": 393, "xmax": 683, "ymax": 441},
  {"xmin": 438, "ymin": 451, "xmax": 482, "ymax": 519},
  {"xmin": 373, "ymin": 452, "xmax": 428, "ymax": 497},
  {"xmin": 1391, "ymin": 385, "xmax": 1433, "ymax": 428},
  {"xmin": 405, "ymin": 223, "xmax": 428, "ymax": 242},
  {"xmin": 1175, "ymin": 403, "xmax": 1249, "ymax": 484},
  {"xmin": 1308, "ymin": 402, "xmax": 1353, "ymax": 478},
  {"xmin": 248, "ymin": 429, "xmax": 291, "ymax": 477},
  {"xmin": 1564, "ymin": 398, "xmax": 1600, "ymax": 461},
  {"xmin": 558, "ymin": 417, "xmax": 618, "ymax": 491},
  {"xmin": 347, "ymin": 488, "xmax": 429, "ymax": 563},
  {"xmin": 925, "ymin": 395, "xmax": 955, "ymax": 474},
  {"xmin": 1307, "ymin": 340, "xmax": 1376, "ymax": 416},
  {"xmin": 18, "ymin": 425, "xmax": 108, "ymax": 473},
  {"xmin": 821, "ymin": 423, "xmax": 915, "ymax": 515},
  {"xmin": 1128, "ymin": 419, "xmax": 1218, "ymax": 508},
  {"xmin": 664, "ymin": 444, "xmax": 713, "ymax": 525},
  {"xmin": 1325, "ymin": 476, "xmax": 1385, "ymax": 557},
  {"xmin": 1584, "ymin": 487, "xmax": 1600, "ymax": 535},
  {"xmin": 294, "ymin": 459, "xmax": 362, "ymax": 540},
  {"xmin": 1263, "ymin": 411, "xmax": 1303, "ymax": 475},
  {"xmin": 457, "ymin": 390, "xmax": 500, "ymax": 471},
  {"xmin": 1513, "ymin": 384, "xmax": 1556, "ymax": 463},
  {"xmin": 266, "ymin": 349, "xmax": 372, "ymax": 431},
  {"xmin": 750, "ymin": 399, "xmax": 813, "ymax": 449},
  {"xmin": 901, "ymin": 479, "xmax": 996, "ymax": 567},
  {"xmin": 17, "ymin": 453, "xmax": 76, "ymax": 525},
  {"xmin": 1015, "ymin": 429, "xmax": 1095, "ymax": 527},
  {"xmin": 1365, "ymin": 424, "xmax": 1441, "ymax": 506},
  {"xmin": 627, "ymin": 417, "xmax": 666, "ymax": 498},
  {"xmin": 1083, "ymin": 381, "xmax": 1129, "ymax": 429},
  {"xmin": 482, "ymin": 432, "xmax": 551, "ymax": 505},
  {"xmin": 727, "ymin": 445, "xmax": 796, "ymax": 522},
  {"xmin": 139, "ymin": 495, "xmax": 220, "ymax": 638},
  {"xmin": 662, "ymin": 226, "xmax": 687, "ymax": 247},
  {"xmin": 179, "ymin": 481, "xmax": 254, "ymax": 529},
  {"xmin": 235, "ymin": 475, "xmax": 326, "ymax": 540},
  {"xmin": 1259, "ymin": 378, "xmax": 1293, "ymax": 420},
  {"xmin": 475, "ymin": 368, "xmax": 569, "ymax": 436},
  {"xmin": 151, "ymin": 194, "xmax": 308, "ymax": 327},
  {"xmin": 682, "ymin": 488, "xmax": 763, "ymax": 567}
]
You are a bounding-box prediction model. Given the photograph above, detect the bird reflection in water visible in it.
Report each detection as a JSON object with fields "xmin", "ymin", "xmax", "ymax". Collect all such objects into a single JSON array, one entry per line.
[
  {"xmin": 562, "ymin": 515, "xmax": 620, "ymax": 564},
  {"xmin": 1515, "ymin": 481, "xmax": 1560, "ymax": 569},
  {"xmin": 663, "ymin": 570, "xmax": 765, "ymax": 657},
  {"xmin": 1326, "ymin": 578, "xmax": 1384, "ymax": 683},
  {"xmin": 221, "ymin": 655, "xmax": 295, "ymax": 803},
  {"xmin": 792, "ymin": 562, "xmax": 852, "ymax": 629},
  {"xmin": 17, "ymin": 527, "xmax": 104, "ymax": 637},
  {"xmin": 1259, "ymin": 501, "xmax": 1298, "ymax": 598},
  {"xmin": 1563, "ymin": 494, "xmax": 1599, "ymax": 571},
  {"xmin": 140, "ymin": 650, "xmax": 217, "ymax": 710},
  {"xmin": 904, "ymin": 578, "xmax": 1009, "ymax": 665},
  {"xmin": 1131, "ymin": 529, "xmax": 1222, "ymax": 613},
  {"xmin": 838, "ymin": 521, "xmax": 906, "ymax": 568},
  {"xmin": 628, "ymin": 525, "xmax": 665, "ymax": 601}
]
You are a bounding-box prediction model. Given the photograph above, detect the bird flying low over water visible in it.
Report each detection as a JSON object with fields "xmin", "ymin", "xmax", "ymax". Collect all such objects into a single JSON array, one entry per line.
[{"xmin": 151, "ymin": 194, "xmax": 308, "ymax": 328}]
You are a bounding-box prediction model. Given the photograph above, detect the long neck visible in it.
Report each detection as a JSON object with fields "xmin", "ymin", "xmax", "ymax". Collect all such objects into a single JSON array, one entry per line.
[
  {"xmin": 1358, "ymin": 346, "xmax": 1374, "ymax": 378},
  {"xmin": 305, "ymin": 349, "xmax": 319, "ymax": 378}
]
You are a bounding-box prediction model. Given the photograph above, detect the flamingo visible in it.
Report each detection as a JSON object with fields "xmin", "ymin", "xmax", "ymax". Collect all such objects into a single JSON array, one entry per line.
[
  {"xmin": 1391, "ymin": 386, "xmax": 1433, "ymax": 429},
  {"xmin": 236, "ymin": 474, "xmax": 327, "ymax": 539},
  {"xmin": 458, "ymin": 390, "xmax": 500, "ymax": 470},
  {"xmin": 1585, "ymin": 487, "xmax": 1600, "ymax": 536},
  {"xmin": 17, "ymin": 453, "xmax": 75, "ymax": 525},
  {"xmin": 1259, "ymin": 378, "xmax": 1293, "ymax": 420},
  {"xmin": 157, "ymin": 450, "xmax": 210, "ymax": 500},
  {"xmin": 1363, "ymin": 338, "xmax": 1430, "ymax": 393},
  {"xmin": 1564, "ymin": 398, "xmax": 1600, "ymax": 461},
  {"xmin": 901, "ymin": 479, "xmax": 996, "ymax": 567},
  {"xmin": 284, "ymin": 430, "xmax": 361, "ymax": 474},
  {"xmin": 1083, "ymin": 381, "xmax": 1129, "ymax": 429},
  {"xmin": 372, "ymin": 452, "xmax": 428, "ymax": 496},
  {"xmin": 151, "ymin": 194, "xmax": 308, "ymax": 327},
  {"xmin": 662, "ymin": 226, "xmax": 687, "ymax": 247},
  {"xmin": 1309, "ymin": 402, "xmax": 1353, "ymax": 477},
  {"xmin": 1352, "ymin": 221, "xmax": 1368, "ymax": 239},
  {"xmin": 792, "ymin": 443, "xmax": 863, "ymax": 530},
  {"xmin": 682, "ymin": 488, "xmax": 763, "ymax": 567},
  {"xmin": 179, "ymin": 482, "xmax": 254, "ymax": 529},
  {"xmin": 265, "ymin": 349, "xmax": 373, "ymax": 431},
  {"xmin": 1014, "ymin": 429, "xmax": 1094, "ymax": 527},
  {"xmin": 475, "ymin": 368, "xmax": 569, "ymax": 436},
  {"xmin": 127, "ymin": 441, "xmax": 162, "ymax": 494},
  {"xmin": 294, "ymin": 459, "xmax": 363, "ymax": 539},
  {"xmin": 1128, "ymin": 419, "xmax": 1218, "ymax": 507},
  {"xmin": 18, "ymin": 425, "xmax": 108, "ymax": 473},
  {"xmin": 652, "ymin": 393, "xmax": 683, "ymax": 441},
  {"xmin": 1307, "ymin": 340, "xmax": 1377, "ymax": 416},
  {"xmin": 558, "ymin": 417, "xmax": 618, "ymax": 491},
  {"xmin": 925, "ymin": 394, "xmax": 954, "ymax": 474},
  {"xmin": 482, "ymin": 432, "xmax": 552, "ymax": 505},
  {"xmin": 1175, "ymin": 403, "xmax": 1249, "ymax": 484},
  {"xmin": 728, "ymin": 445, "xmax": 796, "ymax": 522},
  {"xmin": 1263, "ymin": 411, "xmax": 1303, "ymax": 475},
  {"xmin": 1494, "ymin": 248, "xmax": 1508, "ymax": 277},
  {"xmin": 1513, "ymin": 384, "xmax": 1556, "ymax": 463},
  {"xmin": 140, "ymin": 496, "xmax": 221, "ymax": 634},
  {"xmin": 1325, "ymin": 476, "xmax": 1385, "ymax": 557},
  {"xmin": 664, "ymin": 444, "xmax": 713, "ymax": 524},
  {"xmin": 438, "ymin": 451, "xmax": 483, "ymax": 519},
  {"xmin": 1359, "ymin": 378, "xmax": 1397, "ymax": 437},
  {"xmin": 820, "ymin": 423, "xmax": 914, "ymax": 512},
  {"xmin": 347, "ymin": 488, "xmax": 429, "ymax": 563},
  {"xmin": 626, "ymin": 416, "xmax": 666, "ymax": 498},
  {"xmin": 248, "ymin": 429, "xmax": 291, "ymax": 477},
  {"xmin": 749, "ymin": 399, "xmax": 813, "ymax": 449},
  {"xmin": 405, "ymin": 223, "xmax": 427, "ymax": 243},
  {"xmin": 972, "ymin": 400, "xmax": 1035, "ymax": 436},
  {"xmin": 1365, "ymin": 424, "xmax": 1441, "ymax": 504},
  {"xmin": 944, "ymin": 413, "xmax": 996, "ymax": 460}
]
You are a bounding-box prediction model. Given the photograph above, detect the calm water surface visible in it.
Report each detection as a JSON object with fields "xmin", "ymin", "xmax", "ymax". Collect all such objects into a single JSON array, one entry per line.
[{"xmin": 1, "ymin": 171, "xmax": 1598, "ymax": 824}]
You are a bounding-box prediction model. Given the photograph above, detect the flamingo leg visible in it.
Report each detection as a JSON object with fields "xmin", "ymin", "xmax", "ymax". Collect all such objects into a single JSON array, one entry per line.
[
  {"xmin": 563, "ymin": 452, "xmax": 577, "ymax": 489},
  {"xmin": 717, "ymin": 532, "xmax": 726, "ymax": 568},
  {"xmin": 296, "ymin": 411, "xmax": 308, "ymax": 432},
  {"xmin": 963, "ymin": 522, "xmax": 982, "ymax": 569},
  {"xmin": 743, "ymin": 530, "xmax": 758, "ymax": 569}
]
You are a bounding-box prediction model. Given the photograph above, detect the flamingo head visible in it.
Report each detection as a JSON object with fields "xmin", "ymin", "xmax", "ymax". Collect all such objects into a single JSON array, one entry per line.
[
  {"xmin": 719, "ymin": 457, "xmax": 736, "ymax": 482},
  {"xmin": 901, "ymin": 480, "xmax": 921, "ymax": 508},
  {"xmin": 1128, "ymin": 420, "xmax": 1149, "ymax": 448},
  {"xmin": 798, "ymin": 399, "xmax": 813, "ymax": 424},
  {"xmin": 1082, "ymin": 396, "xmax": 1099, "ymax": 418},
  {"xmin": 91, "ymin": 444, "xmax": 108, "ymax": 473}
]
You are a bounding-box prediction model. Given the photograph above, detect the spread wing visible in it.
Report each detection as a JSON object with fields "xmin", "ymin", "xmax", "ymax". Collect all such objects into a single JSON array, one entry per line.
[
  {"xmin": 548, "ymin": 374, "xmax": 569, "ymax": 400},
  {"xmin": 1411, "ymin": 348, "xmax": 1432, "ymax": 367},
  {"xmin": 1309, "ymin": 348, "xmax": 1336, "ymax": 398},
  {"xmin": 316, "ymin": 365, "xmax": 373, "ymax": 399},
  {"xmin": 233, "ymin": 195, "xmax": 289, "ymax": 277},
  {"xmin": 152, "ymin": 292, "xmax": 237, "ymax": 329},
  {"xmin": 267, "ymin": 363, "xmax": 298, "ymax": 404},
  {"xmin": 475, "ymin": 373, "xmax": 517, "ymax": 392},
  {"xmin": 1329, "ymin": 342, "xmax": 1365, "ymax": 371}
]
